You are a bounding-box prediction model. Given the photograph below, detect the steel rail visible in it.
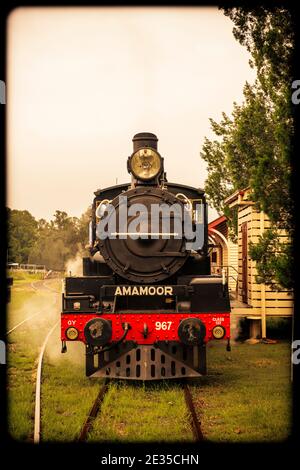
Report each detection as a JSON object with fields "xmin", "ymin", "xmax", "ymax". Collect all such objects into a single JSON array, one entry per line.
[
  {"xmin": 30, "ymin": 279, "xmax": 60, "ymax": 294},
  {"xmin": 6, "ymin": 297, "xmax": 57, "ymax": 336},
  {"xmin": 41, "ymin": 281, "xmax": 60, "ymax": 294},
  {"xmin": 183, "ymin": 384, "xmax": 204, "ymax": 441},
  {"xmin": 33, "ymin": 320, "xmax": 60, "ymax": 444},
  {"xmin": 7, "ymin": 279, "xmax": 60, "ymax": 335},
  {"xmin": 78, "ymin": 379, "xmax": 110, "ymax": 442},
  {"xmin": 7, "ymin": 309, "xmax": 44, "ymax": 336}
]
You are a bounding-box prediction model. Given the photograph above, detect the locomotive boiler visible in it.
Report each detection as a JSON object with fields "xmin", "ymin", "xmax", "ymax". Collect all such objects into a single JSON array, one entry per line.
[{"xmin": 61, "ymin": 132, "xmax": 231, "ymax": 380}]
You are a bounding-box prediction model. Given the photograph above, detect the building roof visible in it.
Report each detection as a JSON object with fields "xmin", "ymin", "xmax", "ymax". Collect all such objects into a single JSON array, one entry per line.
[
  {"xmin": 208, "ymin": 215, "xmax": 227, "ymax": 229},
  {"xmin": 224, "ymin": 187, "xmax": 254, "ymax": 208}
]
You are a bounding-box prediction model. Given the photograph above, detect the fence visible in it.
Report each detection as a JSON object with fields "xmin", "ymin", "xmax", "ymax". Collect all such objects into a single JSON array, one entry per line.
[{"xmin": 7, "ymin": 263, "xmax": 46, "ymax": 273}]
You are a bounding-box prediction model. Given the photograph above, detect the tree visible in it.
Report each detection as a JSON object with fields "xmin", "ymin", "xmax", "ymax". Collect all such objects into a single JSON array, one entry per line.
[
  {"xmin": 77, "ymin": 205, "xmax": 92, "ymax": 250},
  {"xmin": 53, "ymin": 210, "xmax": 71, "ymax": 231},
  {"xmin": 7, "ymin": 209, "xmax": 38, "ymax": 263},
  {"xmin": 249, "ymin": 230, "xmax": 293, "ymax": 290},
  {"xmin": 201, "ymin": 6, "xmax": 294, "ymax": 289},
  {"xmin": 28, "ymin": 207, "xmax": 92, "ymax": 270},
  {"xmin": 7, "ymin": 205, "xmax": 92, "ymax": 271}
]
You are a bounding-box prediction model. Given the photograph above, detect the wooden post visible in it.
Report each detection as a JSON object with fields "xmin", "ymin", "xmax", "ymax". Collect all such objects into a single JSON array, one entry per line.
[
  {"xmin": 250, "ymin": 319, "xmax": 261, "ymax": 339},
  {"xmin": 241, "ymin": 222, "xmax": 248, "ymax": 304},
  {"xmin": 260, "ymin": 211, "xmax": 267, "ymax": 339}
]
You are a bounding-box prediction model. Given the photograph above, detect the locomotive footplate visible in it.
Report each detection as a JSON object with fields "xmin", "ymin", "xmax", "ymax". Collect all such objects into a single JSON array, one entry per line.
[{"xmin": 86, "ymin": 341, "xmax": 206, "ymax": 380}]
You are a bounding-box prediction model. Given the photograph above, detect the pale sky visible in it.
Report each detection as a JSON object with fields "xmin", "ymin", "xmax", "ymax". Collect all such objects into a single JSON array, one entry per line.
[{"xmin": 7, "ymin": 7, "xmax": 256, "ymax": 222}]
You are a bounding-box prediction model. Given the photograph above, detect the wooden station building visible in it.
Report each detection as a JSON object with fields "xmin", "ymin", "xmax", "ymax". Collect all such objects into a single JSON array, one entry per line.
[{"xmin": 208, "ymin": 188, "xmax": 293, "ymax": 339}]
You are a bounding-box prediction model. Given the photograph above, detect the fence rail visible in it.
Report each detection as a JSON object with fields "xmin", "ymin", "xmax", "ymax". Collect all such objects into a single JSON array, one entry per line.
[
  {"xmin": 7, "ymin": 263, "xmax": 46, "ymax": 272},
  {"xmin": 211, "ymin": 265, "xmax": 238, "ymax": 293}
]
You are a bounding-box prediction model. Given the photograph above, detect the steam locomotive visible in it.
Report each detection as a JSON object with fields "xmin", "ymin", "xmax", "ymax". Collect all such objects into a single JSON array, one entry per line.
[{"xmin": 61, "ymin": 133, "xmax": 230, "ymax": 380}]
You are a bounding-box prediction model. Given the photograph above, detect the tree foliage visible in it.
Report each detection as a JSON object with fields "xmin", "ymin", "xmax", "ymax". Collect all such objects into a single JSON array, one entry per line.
[
  {"xmin": 7, "ymin": 209, "xmax": 37, "ymax": 264},
  {"xmin": 7, "ymin": 207, "xmax": 92, "ymax": 271},
  {"xmin": 201, "ymin": 6, "xmax": 294, "ymax": 289},
  {"xmin": 249, "ymin": 231, "xmax": 293, "ymax": 290}
]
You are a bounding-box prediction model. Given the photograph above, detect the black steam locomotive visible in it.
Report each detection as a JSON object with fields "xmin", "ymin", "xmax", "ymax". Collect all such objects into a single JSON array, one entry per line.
[{"xmin": 61, "ymin": 133, "xmax": 230, "ymax": 380}]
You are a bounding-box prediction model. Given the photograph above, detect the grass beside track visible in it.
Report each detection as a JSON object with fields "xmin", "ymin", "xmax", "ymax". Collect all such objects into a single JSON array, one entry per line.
[
  {"xmin": 8, "ymin": 269, "xmax": 45, "ymax": 284},
  {"xmin": 7, "ymin": 281, "xmax": 60, "ymax": 441},
  {"xmin": 190, "ymin": 340, "xmax": 292, "ymax": 442},
  {"xmin": 88, "ymin": 381, "xmax": 193, "ymax": 443},
  {"xmin": 86, "ymin": 341, "xmax": 291, "ymax": 443},
  {"xmin": 41, "ymin": 343, "xmax": 101, "ymax": 442}
]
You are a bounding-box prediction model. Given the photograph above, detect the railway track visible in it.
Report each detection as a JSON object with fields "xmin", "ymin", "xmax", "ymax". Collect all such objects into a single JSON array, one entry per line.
[
  {"xmin": 6, "ymin": 299, "xmax": 57, "ymax": 336},
  {"xmin": 8, "ymin": 278, "xmax": 61, "ymax": 443},
  {"xmin": 7, "ymin": 280, "xmax": 60, "ymax": 336},
  {"xmin": 34, "ymin": 320, "xmax": 60, "ymax": 443},
  {"xmin": 183, "ymin": 384, "xmax": 204, "ymax": 441},
  {"xmin": 31, "ymin": 280, "xmax": 60, "ymax": 294},
  {"xmin": 78, "ymin": 379, "xmax": 110, "ymax": 442},
  {"xmin": 77, "ymin": 380, "xmax": 203, "ymax": 442},
  {"xmin": 32, "ymin": 281, "xmax": 61, "ymax": 443}
]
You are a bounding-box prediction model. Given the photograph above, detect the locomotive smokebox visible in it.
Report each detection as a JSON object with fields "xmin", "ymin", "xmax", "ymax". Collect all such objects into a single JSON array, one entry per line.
[{"xmin": 132, "ymin": 132, "xmax": 158, "ymax": 152}]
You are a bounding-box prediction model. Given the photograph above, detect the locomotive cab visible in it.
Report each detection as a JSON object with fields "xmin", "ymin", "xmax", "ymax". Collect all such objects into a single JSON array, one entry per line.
[{"xmin": 61, "ymin": 132, "xmax": 231, "ymax": 380}]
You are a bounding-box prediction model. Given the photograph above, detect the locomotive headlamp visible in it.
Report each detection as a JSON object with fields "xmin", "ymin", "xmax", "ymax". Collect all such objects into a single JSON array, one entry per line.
[
  {"xmin": 129, "ymin": 147, "xmax": 162, "ymax": 181},
  {"xmin": 66, "ymin": 327, "xmax": 79, "ymax": 340},
  {"xmin": 212, "ymin": 325, "xmax": 226, "ymax": 339}
]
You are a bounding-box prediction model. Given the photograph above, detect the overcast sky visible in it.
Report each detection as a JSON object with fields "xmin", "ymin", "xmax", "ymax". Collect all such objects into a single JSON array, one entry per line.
[{"xmin": 7, "ymin": 7, "xmax": 256, "ymax": 222}]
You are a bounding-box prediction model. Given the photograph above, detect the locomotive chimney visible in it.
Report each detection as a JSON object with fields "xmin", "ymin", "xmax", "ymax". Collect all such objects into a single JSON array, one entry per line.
[{"xmin": 132, "ymin": 132, "xmax": 158, "ymax": 152}]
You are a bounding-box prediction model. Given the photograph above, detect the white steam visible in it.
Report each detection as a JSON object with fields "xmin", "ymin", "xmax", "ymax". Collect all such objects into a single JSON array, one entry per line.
[{"xmin": 65, "ymin": 253, "xmax": 83, "ymax": 277}]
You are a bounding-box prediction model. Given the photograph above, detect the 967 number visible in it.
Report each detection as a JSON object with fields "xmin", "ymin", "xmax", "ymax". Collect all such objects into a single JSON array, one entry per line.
[{"xmin": 155, "ymin": 321, "xmax": 172, "ymax": 331}]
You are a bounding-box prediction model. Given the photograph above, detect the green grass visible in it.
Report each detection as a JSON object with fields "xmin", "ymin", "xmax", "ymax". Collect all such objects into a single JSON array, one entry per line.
[
  {"xmin": 87, "ymin": 341, "xmax": 291, "ymax": 443},
  {"xmin": 8, "ymin": 269, "xmax": 45, "ymax": 284},
  {"xmin": 7, "ymin": 281, "xmax": 61, "ymax": 441},
  {"xmin": 190, "ymin": 340, "xmax": 292, "ymax": 442},
  {"xmin": 88, "ymin": 381, "xmax": 193, "ymax": 443},
  {"xmin": 8, "ymin": 288, "xmax": 36, "ymax": 314},
  {"xmin": 40, "ymin": 342, "xmax": 100, "ymax": 442}
]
